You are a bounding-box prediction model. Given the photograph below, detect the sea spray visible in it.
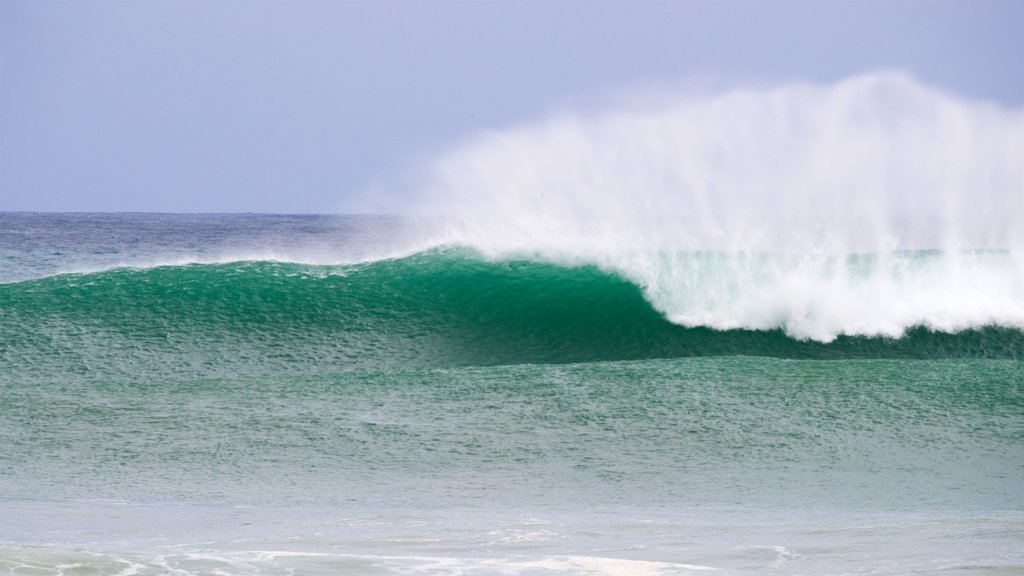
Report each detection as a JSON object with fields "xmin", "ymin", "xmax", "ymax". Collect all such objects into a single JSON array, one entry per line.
[{"xmin": 407, "ymin": 73, "xmax": 1024, "ymax": 340}]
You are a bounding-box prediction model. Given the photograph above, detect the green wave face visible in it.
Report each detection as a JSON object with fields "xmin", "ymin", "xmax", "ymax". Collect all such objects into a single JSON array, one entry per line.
[{"xmin": 1, "ymin": 250, "xmax": 1021, "ymax": 383}]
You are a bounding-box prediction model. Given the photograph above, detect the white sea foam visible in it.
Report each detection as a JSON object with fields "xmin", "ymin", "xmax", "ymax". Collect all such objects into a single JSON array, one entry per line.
[
  {"xmin": 149, "ymin": 551, "xmax": 718, "ymax": 576},
  {"xmin": 409, "ymin": 72, "xmax": 1024, "ymax": 341},
  {"xmin": 485, "ymin": 555, "xmax": 716, "ymax": 575}
]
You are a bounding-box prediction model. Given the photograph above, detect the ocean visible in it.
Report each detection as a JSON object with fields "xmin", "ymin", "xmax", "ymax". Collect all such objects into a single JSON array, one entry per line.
[{"xmin": 1, "ymin": 212, "xmax": 1022, "ymax": 575}]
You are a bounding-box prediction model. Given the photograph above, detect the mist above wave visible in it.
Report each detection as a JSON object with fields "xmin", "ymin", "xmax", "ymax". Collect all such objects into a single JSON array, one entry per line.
[{"xmin": 413, "ymin": 72, "xmax": 1021, "ymax": 254}]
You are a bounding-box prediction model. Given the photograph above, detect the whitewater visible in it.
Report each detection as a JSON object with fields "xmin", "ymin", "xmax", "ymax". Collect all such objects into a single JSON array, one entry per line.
[
  {"xmin": 398, "ymin": 72, "xmax": 1024, "ymax": 342},
  {"xmin": 1, "ymin": 73, "xmax": 1022, "ymax": 575}
]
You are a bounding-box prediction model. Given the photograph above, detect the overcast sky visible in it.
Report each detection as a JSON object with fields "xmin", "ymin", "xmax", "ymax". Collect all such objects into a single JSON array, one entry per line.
[{"xmin": 1, "ymin": 0, "xmax": 1021, "ymax": 213}]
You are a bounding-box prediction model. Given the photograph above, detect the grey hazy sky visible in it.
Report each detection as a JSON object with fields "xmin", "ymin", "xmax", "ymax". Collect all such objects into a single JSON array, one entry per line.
[{"xmin": 1, "ymin": 0, "xmax": 1021, "ymax": 213}]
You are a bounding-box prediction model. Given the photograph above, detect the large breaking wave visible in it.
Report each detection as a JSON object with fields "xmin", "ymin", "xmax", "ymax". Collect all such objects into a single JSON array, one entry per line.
[
  {"xmin": 3, "ymin": 73, "xmax": 1021, "ymax": 376},
  {"xmin": 1, "ymin": 251, "xmax": 1021, "ymax": 384}
]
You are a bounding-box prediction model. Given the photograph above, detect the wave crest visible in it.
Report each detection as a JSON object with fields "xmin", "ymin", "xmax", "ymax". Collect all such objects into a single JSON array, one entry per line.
[{"xmin": 1, "ymin": 251, "xmax": 1020, "ymax": 383}]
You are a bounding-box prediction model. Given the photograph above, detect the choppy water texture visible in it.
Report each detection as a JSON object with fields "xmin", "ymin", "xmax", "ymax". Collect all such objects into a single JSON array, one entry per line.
[{"xmin": 1, "ymin": 213, "xmax": 1022, "ymax": 575}]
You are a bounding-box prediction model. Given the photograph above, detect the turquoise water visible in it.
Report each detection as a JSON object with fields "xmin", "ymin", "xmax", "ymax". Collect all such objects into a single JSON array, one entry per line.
[{"xmin": 1, "ymin": 213, "xmax": 1022, "ymax": 575}]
